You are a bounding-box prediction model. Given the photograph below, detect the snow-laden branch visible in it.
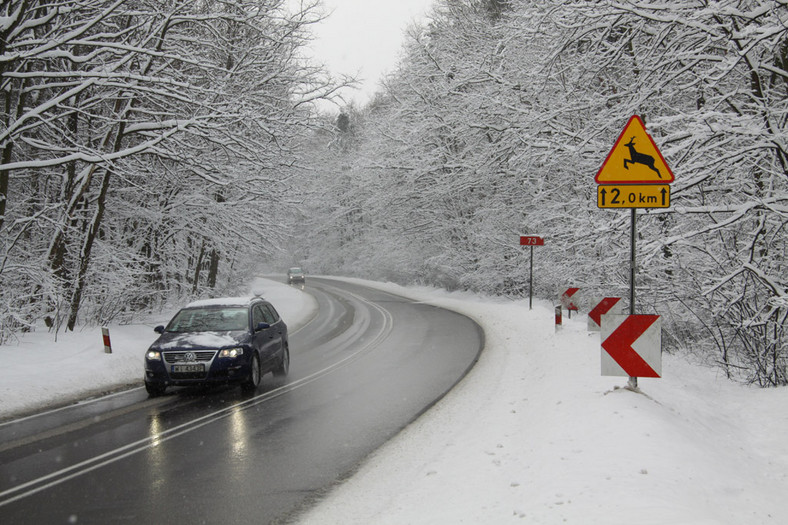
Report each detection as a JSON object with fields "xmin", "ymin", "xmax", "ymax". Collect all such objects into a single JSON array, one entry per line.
[{"xmin": 3, "ymin": 121, "xmax": 190, "ymax": 172}]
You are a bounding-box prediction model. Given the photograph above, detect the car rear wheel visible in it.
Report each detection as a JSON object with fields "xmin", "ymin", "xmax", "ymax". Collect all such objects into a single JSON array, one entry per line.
[
  {"xmin": 241, "ymin": 352, "xmax": 261, "ymax": 392},
  {"xmin": 145, "ymin": 381, "xmax": 166, "ymax": 397},
  {"xmin": 273, "ymin": 345, "xmax": 289, "ymax": 377}
]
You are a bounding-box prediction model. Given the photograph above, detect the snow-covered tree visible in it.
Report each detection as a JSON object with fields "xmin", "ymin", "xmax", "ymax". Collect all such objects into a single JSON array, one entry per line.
[
  {"xmin": 294, "ymin": 0, "xmax": 787, "ymax": 385},
  {"xmin": 0, "ymin": 0, "xmax": 340, "ymax": 339}
]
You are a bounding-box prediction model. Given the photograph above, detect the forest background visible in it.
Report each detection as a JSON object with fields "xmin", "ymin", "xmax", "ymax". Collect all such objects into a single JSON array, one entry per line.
[{"xmin": 1, "ymin": 0, "xmax": 786, "ymax": 386}]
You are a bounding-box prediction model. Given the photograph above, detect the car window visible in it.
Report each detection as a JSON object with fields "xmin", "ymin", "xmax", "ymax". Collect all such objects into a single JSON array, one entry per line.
[
  {"xmin": 252, "ymin": 304, "xmax": 265, "ymax": 327},
  {"xmin": 167, "ymin": 307, "xmax": 248, "ymax": 332},
  {"xmin": 267, "ymin": 304, "xmax": 281, "ymax": 321},
  {"xmin": 261, "ymin": 304, "xmax": 278, "ymax": 324}
]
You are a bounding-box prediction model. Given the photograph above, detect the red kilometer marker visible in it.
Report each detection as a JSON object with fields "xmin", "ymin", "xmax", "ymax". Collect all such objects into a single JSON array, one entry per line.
[{"xmin": 520, "ymin": 236, "xmax": 544, "ymax": 246}]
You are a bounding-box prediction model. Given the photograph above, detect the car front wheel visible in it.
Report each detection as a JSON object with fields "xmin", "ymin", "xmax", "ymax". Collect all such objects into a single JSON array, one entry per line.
[{"xmin": 241, "ymin": 352, "xmax": 261, "ymax": 392}]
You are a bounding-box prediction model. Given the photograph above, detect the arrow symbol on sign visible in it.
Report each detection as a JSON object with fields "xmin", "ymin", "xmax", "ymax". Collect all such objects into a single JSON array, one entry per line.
[
  {"xmin": 600, "ymin": 188, "xmax": 607, "ymax": 206},
  {"xmin": 601, "ymin": 315, "xmax": 660, "ymax": 377},
  {"xmin": 561, "ymin": 288, "xmax": 579, "ymax": 310},
  {"xmin": 589, "ymin": 297, "xmax": 621, "ymax": 328},
  {"xmin": 661, "ymin": 187, "xmax": 667, "ymax": 206}
]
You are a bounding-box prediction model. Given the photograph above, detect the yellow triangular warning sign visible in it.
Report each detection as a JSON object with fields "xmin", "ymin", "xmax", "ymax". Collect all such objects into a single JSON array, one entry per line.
[{"xmin": 595, "ymin": 115, "xmax": 674, "ymax": 184}]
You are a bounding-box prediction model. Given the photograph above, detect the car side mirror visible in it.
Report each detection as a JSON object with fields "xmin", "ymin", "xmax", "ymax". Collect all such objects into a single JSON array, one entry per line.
[
  {"xmin": 154, "ymin": 325, "xmax": 165, "ymax": 334},
  {"xmin": 255, "ymin": 322, "xmax": 271, "ymax": 332}
]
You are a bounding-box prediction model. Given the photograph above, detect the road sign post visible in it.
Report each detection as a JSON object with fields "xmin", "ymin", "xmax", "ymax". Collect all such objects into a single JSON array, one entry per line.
[
  {"xmin": 595, "ymin": 115, "xmax": 674, "ymax": 388},
  {"xmin": 530, "ymin": 245, "xmax": 534, "ymax": 309},
  {"xmin": 520, "ymin": 236, "xmax": 544, "ymax": 310}
]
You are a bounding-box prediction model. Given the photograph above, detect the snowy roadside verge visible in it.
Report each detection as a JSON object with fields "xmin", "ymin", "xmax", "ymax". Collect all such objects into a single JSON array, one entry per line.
[
  {"xmin": 0, "ymin": 277, "xmax": 316, "ymax": 419},
  {"xmin": 296, "ymin": 277, "xmax": 788, "ymax": 525}
]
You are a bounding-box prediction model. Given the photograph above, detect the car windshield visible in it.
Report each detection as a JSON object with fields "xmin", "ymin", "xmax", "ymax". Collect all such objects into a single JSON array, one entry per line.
[
  {"xmin": 289, "ymin": 268, "xmax": 303, "ymax": 275},
  {"xmin": 166, "ymin": 307, "xmax": 248, "ymax": 332}
]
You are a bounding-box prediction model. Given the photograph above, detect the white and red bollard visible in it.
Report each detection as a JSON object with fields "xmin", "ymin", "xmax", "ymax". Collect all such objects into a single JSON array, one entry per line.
[
  {"xmin": 102, "ymin": 327, "xmax": 112, "ymax": 354},
  {"xmin": 555, "ymin": 305, "xmax": 562, "ymax": 332}
]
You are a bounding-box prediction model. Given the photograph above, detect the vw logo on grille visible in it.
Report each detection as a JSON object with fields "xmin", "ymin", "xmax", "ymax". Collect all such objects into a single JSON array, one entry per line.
[{"xmin": 184, "ymin": 352, "xmax": 196, "ymax": 362}]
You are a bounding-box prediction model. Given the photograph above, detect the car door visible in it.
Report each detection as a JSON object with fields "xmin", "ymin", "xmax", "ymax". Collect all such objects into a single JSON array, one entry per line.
[
  {"xmin": 259, "ymin": 302, "xmax": 285, "ymax": 370},
  {"xmin": 251, "ymin": 303, "xmax": 273, "ymax": 360}
]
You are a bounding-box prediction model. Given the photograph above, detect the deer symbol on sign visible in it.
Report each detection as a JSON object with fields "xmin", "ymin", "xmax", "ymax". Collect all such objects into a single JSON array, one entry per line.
[{"xmin": 623, "ymin": 137, "xmax": 661, "ymax": 178}]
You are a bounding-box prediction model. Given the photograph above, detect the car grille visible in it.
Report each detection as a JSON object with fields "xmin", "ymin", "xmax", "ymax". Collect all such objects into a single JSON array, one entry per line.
[{"xmin": 163, "ymin": 350, "xmax": 217, "ymax": 363}]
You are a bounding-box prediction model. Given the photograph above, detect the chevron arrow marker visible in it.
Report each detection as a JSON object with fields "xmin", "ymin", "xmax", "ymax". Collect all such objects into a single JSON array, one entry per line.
[
  {"xmin": 588, "ymin": 297, "xmax": 623, "ymax": 332},
  {"xmin": 601, "ymin": 314, "xmax": 661, "ymax": 378}
]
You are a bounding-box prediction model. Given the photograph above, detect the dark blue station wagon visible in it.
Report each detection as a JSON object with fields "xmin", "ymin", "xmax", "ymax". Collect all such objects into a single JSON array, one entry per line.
[{"xmin": 144, "ymin": 296, "xmax": 289, "ymax": 396}]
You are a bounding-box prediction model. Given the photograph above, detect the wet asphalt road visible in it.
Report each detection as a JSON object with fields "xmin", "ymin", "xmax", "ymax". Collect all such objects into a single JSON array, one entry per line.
[{"xmin": 0, "ymin": 278, "xmax": 483, "ymax": 524}]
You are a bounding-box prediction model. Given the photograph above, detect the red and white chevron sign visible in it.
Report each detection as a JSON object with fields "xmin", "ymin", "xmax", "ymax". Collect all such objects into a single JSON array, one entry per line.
[
  {"xmin": 601, "ymin": 314, "xmax": 661, "ymax": 378},
  {"xmin": 587, "ymin": 297, "xmax": 623, "ymax": 331},
  {"xmin": 561, "ymin": 287, "xmax": 579, "ymax": 310}
]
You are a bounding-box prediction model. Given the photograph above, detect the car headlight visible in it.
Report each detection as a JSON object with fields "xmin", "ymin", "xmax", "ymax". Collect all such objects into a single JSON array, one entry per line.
[
  {"xmin": 219, "ymin": 347, "xmax": 244, "ymax": 358},
  {"xmin": 146, "ymin": 350, "xmax": 162, "ymax": 361}
]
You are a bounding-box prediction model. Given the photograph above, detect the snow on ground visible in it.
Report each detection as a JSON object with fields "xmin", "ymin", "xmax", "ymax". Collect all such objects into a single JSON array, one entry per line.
[{"xmin": 2, "ymin": 277, "xmax": 787, "ymax": 524}]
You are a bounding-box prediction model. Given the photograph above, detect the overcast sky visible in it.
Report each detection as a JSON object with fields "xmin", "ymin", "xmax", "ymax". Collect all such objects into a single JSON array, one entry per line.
[{"xmin": 292, "ymin": 0, "xmax": 435, "ymax": 111}]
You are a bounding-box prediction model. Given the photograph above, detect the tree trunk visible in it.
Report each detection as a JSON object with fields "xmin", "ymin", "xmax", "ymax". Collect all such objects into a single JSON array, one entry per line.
[
  {"xmin": 64, "ymin": 11, "xmax": 172, "ymax": 328},
  {"xmin": 66, "ymin": 164, "xmax": 114, "ymax": 330},
  {"xmin": 207, "ymin": 248, "xmax": 220, "ymax": 288},
  {"xmin": 65, "ymin": 112, "xmax": 126, "ymax": 330},
  {"xmin": 192, "ymin": 240, "xmax": 206, "ymax": 295}
]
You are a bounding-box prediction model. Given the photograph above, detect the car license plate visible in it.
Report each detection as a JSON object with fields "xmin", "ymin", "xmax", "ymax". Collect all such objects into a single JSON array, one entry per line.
[{"xmin": 172, "ymin": 364, "xmax": 204, "ymax": 373}]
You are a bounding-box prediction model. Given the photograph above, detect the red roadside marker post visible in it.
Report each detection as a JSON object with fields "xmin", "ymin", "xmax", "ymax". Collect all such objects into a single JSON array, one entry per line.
[
  {"xmin": 102, "ymin": 327, "xmax": 112, "ymax": 354},
  {"xmin": 520, "ymin": 236, "xmax": 544, "ymax": 310}
]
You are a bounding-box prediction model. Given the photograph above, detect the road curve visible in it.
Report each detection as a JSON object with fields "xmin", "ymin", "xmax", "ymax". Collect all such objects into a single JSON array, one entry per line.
[{"xmin": 0, "ymin": 277, "xmax": 483, "ymax": 524}]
